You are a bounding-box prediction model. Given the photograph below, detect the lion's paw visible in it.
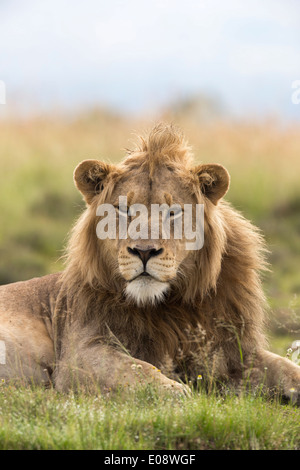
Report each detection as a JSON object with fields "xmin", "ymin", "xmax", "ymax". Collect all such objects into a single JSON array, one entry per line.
[{"xmin": 162, "ymin": 381, "xmax": 191, "ymax": 397}]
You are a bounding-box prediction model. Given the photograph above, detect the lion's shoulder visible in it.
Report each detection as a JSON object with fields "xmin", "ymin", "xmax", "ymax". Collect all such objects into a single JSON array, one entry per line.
[{"xmin": 0, "ymin": 272, "xmax": 63, "ymax": 313}]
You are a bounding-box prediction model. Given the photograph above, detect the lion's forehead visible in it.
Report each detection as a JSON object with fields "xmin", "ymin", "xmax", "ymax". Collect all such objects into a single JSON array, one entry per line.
[{"xmin": 111, "ymin": 167, "xmax": 192, "ymax": 206}]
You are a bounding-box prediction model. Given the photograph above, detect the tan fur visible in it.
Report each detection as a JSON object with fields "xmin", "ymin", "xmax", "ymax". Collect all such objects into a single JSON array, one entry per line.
[{"xmin": 0, "ymin": 123, "xmax": 300, "ymax": 400}]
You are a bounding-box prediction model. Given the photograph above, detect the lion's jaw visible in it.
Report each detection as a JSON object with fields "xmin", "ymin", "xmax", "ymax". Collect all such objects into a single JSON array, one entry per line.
[
  {"xmin": 125, "ymin": 276, "xmax": 170, "ymax": 306},
  {"xmin": 118, "ymin": 243, "xmax": 180, "ymax": 306}
]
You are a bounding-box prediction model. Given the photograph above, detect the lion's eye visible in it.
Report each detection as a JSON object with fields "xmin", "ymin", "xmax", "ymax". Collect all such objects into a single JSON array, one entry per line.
[
  {"xmin": 115, "ymin": 206, "xmax": 129, "ymax": 217},
  {"xmin": 167, "ymin": 207, "xmax": 183, "ymax": 220}
]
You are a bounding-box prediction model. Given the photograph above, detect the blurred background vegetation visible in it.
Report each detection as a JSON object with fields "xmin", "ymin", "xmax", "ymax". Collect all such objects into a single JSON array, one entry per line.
[{"xmin": 0, "ymin": 99, "xmax": 299, "ymax": 354}]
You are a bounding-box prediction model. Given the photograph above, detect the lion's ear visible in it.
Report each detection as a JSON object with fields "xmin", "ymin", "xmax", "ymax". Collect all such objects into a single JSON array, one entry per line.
[
  {"xmin": 194, "ymin": 164, "xmax": 230, "ymax": 205},
  {"xmin": 74, "ymin": 160, "xmax": 113, "ymax": 204}
]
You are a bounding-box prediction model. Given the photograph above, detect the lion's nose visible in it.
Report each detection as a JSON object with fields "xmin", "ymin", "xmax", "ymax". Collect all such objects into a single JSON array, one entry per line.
[{"xmin": 127, "ymin": 247, "xmax": 163, "ymax": 268}]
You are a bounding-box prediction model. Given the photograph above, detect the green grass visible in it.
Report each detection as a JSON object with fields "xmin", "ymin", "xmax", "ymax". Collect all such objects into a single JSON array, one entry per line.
[{"xmin": 0, "ymin": 384, "xmax": 299, "ymax": 450}]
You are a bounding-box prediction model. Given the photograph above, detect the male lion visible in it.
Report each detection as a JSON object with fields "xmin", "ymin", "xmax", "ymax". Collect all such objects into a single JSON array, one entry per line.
[{"xmin": 0, "ymin": 123, "xmax": 300, "ymax": 401}]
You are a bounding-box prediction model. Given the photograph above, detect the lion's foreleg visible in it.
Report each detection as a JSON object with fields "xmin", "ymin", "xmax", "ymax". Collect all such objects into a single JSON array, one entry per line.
[{"xmin": 54, "ymin": 343, "xmax": 188, "ymax": 395}]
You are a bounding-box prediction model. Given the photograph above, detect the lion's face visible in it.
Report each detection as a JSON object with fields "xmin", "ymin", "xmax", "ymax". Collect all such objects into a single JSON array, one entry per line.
[
  {"xmin": 110, "ymin": 165, "xmax": 193, "ymax": 305},
  {"xmin": 74, "ymin": 128, "xmax": 230, "ymax": 306}
]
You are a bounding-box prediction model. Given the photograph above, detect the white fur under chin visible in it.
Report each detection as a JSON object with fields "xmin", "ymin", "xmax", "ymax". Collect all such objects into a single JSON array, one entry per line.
[{"xmin": 125, "ymin": 277, "xmax": 169, "ymax": 306}]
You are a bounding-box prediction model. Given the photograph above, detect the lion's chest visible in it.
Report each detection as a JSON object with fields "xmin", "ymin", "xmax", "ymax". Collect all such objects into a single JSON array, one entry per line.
[{"xmin": 101, "ymin": 307, "xmax": 213, "ymax": 375}]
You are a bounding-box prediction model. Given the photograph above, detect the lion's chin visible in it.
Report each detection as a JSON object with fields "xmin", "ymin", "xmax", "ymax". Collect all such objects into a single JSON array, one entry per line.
[{"xmin": 125, "ymin": 276, "xmax": 169, "ymax": 306}]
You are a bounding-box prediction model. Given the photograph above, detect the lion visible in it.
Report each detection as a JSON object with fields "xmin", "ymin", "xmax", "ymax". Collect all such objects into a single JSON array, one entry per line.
[{"xmin": 0, "ymin": 123, "xmax": 300, "ymax": 401}]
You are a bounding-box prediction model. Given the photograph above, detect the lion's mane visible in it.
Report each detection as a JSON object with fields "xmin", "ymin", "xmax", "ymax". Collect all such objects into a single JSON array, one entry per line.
[{"xmin": 58, "ymin": 124, "xmax": 268, "ymax": 379}]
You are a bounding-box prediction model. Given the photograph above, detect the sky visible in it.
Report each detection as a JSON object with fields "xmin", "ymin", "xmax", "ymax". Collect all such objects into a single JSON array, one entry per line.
[{"xmin": 0, "ymin": 0, "xmax": 300, "ymax": 120}]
